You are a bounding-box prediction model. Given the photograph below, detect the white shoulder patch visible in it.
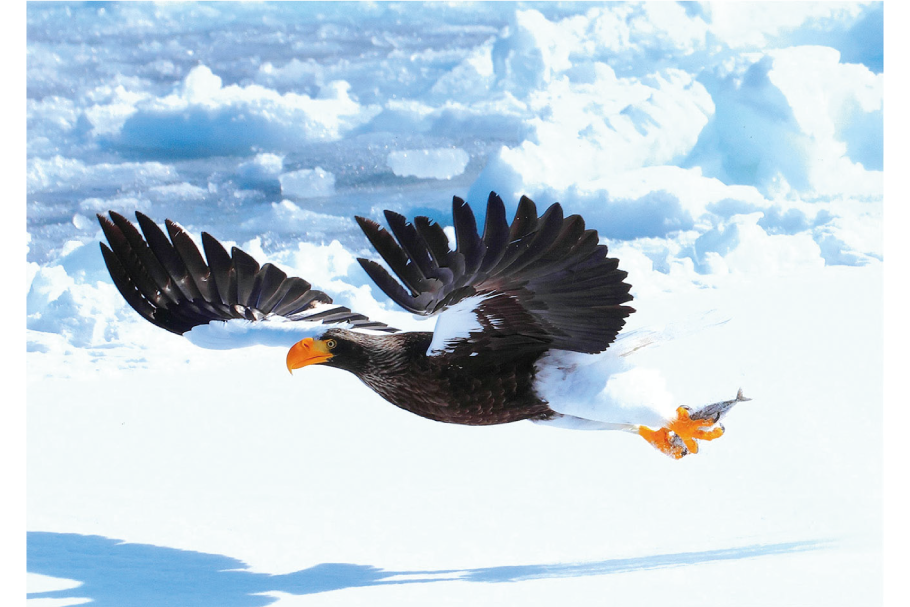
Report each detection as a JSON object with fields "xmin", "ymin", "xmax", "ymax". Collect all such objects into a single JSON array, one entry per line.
[{"xmin": 426, "ymin": 294, "xmax": 489, "ymax": 356}]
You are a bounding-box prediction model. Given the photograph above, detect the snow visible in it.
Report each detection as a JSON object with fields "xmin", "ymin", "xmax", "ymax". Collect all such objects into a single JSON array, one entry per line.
[
  {"xmin": 387, "ymin": 148, "xmax": 470, "ymax": 180},
  {"xmin": 279, "ymin": 167, "xmax": 336, "ymax": 199},
  {"xmin": 185, "ymin": 316, "xmax": 336, "ymax": 351},
  {"xmin": 21, "ymin": 2, "xmax": 891, "ymax": 606}
]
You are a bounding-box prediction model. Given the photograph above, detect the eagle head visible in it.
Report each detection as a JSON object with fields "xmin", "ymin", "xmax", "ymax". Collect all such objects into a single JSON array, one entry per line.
[{"xmin": 286, "ymin": 328, "xmax": 374, "ymax": 375}]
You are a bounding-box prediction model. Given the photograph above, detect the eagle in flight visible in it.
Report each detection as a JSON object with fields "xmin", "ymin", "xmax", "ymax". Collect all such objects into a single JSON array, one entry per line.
[{"xmin": 98, "ymin": 192, "xmax": 747, "ymax": 459}]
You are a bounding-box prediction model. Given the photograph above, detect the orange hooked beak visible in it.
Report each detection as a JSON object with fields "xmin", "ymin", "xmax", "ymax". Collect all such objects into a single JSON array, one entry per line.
[{"xmin": 286, "ymin": 338, "xmax": 334, "ymax": 374}]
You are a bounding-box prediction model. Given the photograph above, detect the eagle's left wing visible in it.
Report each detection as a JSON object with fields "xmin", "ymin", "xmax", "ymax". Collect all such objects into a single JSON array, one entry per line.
[{"xmin": 356, "ymin": 192, "xmax": 635, "ymax": 362}]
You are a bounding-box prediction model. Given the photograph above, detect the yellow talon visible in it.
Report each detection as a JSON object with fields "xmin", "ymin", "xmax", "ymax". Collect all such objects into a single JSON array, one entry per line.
[{"xmin": 638, "ymin": 406, "xmax": 725, "ymax": 459}]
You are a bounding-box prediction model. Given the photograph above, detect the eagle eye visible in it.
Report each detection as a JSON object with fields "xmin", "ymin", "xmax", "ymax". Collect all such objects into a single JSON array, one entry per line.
[{"xmin": 325, "ymin": 339, "xmax": 337, "ymax": 349}]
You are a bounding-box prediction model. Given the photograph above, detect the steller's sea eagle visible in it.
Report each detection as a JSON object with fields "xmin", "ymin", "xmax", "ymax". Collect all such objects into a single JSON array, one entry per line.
[{"xmin": 98, "ymin": 192, "xmax": 747, "ymax": 459}]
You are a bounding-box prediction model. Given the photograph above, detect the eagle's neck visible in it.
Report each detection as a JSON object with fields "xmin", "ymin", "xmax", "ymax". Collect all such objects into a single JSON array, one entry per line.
[
  {"xmin": 339, "ymin": 331, "xmax": 432, "ymax": 379},
  {"xmin": 341, "ymin": 331, "xmax": 438, "ymax": 406}
]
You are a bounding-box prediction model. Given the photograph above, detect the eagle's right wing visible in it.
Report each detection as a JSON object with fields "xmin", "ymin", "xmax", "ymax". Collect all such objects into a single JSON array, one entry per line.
[{"xmin": 98, "ymin": 211, "xmax": 397, "ymax": 337}]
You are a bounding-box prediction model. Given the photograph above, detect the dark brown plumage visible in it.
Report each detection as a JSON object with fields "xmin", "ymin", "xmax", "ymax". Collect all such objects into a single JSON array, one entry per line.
[
  {"xmin": 98, "ymin": 192, "xmax": 635, "ymax": 426},
  {"xmin": 316, "ymin": 329, "xmax": 553, "ymax": 425}
]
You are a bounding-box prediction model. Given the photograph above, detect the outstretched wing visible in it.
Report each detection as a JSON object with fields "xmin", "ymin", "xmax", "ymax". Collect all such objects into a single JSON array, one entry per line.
[
  {"xmin": 356, "ymin": 192, "xmax": 634, "ymax": 359},
  {"xmin": 98, "ymin": 211, "xmax": 397, "ymax": 336}
]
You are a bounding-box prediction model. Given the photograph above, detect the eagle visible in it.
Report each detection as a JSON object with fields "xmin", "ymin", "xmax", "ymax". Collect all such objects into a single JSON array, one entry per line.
[{"xmin": 98, "ymin": 192, "xmax": 747, "ymax": 459}]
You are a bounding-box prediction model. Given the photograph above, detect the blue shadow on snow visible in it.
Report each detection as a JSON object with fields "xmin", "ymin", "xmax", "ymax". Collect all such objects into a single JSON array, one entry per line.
[{"xmin": 28, "ymin": 532, "xmax": 829, "ymax": 606}]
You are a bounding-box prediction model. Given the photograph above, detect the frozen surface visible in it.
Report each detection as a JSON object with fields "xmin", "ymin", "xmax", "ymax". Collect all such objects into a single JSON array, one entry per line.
[
  {"xmin": 387, "ymin": 148, "xmax": 470, "ymax": 179},
  {"xmin": 25, "ymin": 2, "xmax": 884, "ymax": 606}
]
